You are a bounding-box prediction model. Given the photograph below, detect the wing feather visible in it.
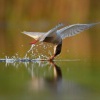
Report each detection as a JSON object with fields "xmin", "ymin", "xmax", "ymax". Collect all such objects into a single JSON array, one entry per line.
[
  {"xmin": 57, "ymin": 22, "xmax": 100, "ymax": 39},
  {"xmin": 40, "ymin": 23, "xmax": 63, "ymax": 42}
]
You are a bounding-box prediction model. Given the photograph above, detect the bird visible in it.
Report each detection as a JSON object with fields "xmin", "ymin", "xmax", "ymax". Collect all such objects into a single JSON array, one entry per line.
[{"xmin": 22, "ymin": 22, "xmax": 100, "ymax": 61}]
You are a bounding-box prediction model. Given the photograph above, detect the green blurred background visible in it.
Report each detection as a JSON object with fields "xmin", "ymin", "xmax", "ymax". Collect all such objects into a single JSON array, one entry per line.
[{"xmin": 0, "ymin": 0, "xmax": 100, "ymax": 59}]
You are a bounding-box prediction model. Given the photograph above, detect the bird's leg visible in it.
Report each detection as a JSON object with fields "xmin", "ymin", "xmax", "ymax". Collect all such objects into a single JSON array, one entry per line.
[
  {"xmin": 49, "ymin": 41, "xmax": 62, "ymax": 61},
  {"xmin": 30, "ymin": 40, "xmax": 39, "ymax": 45}
]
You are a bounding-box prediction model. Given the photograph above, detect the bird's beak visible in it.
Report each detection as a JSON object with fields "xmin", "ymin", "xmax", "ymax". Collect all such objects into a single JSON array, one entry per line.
[{"xmin": 30, "ymin": 40, "xmax": 39, "ymax": 45}]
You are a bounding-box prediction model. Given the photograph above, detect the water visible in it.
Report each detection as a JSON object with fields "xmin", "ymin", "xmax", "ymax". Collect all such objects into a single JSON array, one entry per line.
[
  {"xmin": 0, "ymin": 41, "xmax": 100, "ymax": 100},
  {"xmin": 0, "ymin": 58, "xmax": 100, "ymax": 100},
  {"xmin": 0, "ymin": 0, "xmax": 100, "ymax": 99},
  {"xmin": 0, "ymin": 29, "xmax": 100, "ymax": 100}
]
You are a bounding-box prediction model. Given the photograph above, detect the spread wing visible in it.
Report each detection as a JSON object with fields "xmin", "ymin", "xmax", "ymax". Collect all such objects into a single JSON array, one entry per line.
[
  {"xmin": 22, "ymin": 31, "xmax": 45, "ymax": 40},
  {"xmin": 57, "ymin": 22, "xmax": 100, "ymax": 39}
]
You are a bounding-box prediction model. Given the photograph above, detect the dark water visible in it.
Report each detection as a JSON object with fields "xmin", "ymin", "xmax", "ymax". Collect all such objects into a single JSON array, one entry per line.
[{"xmin": 0, "ymin": 59, "xmax": 100, "ymax": 100}]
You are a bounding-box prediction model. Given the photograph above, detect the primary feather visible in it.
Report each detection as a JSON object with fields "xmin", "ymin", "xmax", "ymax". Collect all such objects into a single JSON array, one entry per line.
[{"xmin": 57, "ymin": 22, "xmax": 100, "ymax": 39}]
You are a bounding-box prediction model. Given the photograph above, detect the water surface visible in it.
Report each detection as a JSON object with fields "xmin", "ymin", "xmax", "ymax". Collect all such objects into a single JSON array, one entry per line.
[{"xmin": 0, "ymin": 59, "xmax": 100, "ymax": 100}]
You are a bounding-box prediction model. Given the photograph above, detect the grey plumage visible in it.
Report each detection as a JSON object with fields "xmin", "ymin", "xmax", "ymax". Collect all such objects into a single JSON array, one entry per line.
[{"xmin": 22, "ymin": 22, "xmax": 100, "ymax": 60}]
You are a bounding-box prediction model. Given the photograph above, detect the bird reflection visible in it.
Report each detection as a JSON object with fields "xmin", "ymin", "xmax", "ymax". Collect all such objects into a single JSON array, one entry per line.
[
  {"xmin": 45, "ymin": 61, "xmax": 62, "ymax": 92},
  {"xmin": 50, "ymin": 61, "xmax": 62, "ymax": 80},
  {"xmin": 29, "ymin": 61, "xmax": 62, "ymax": 93}
]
